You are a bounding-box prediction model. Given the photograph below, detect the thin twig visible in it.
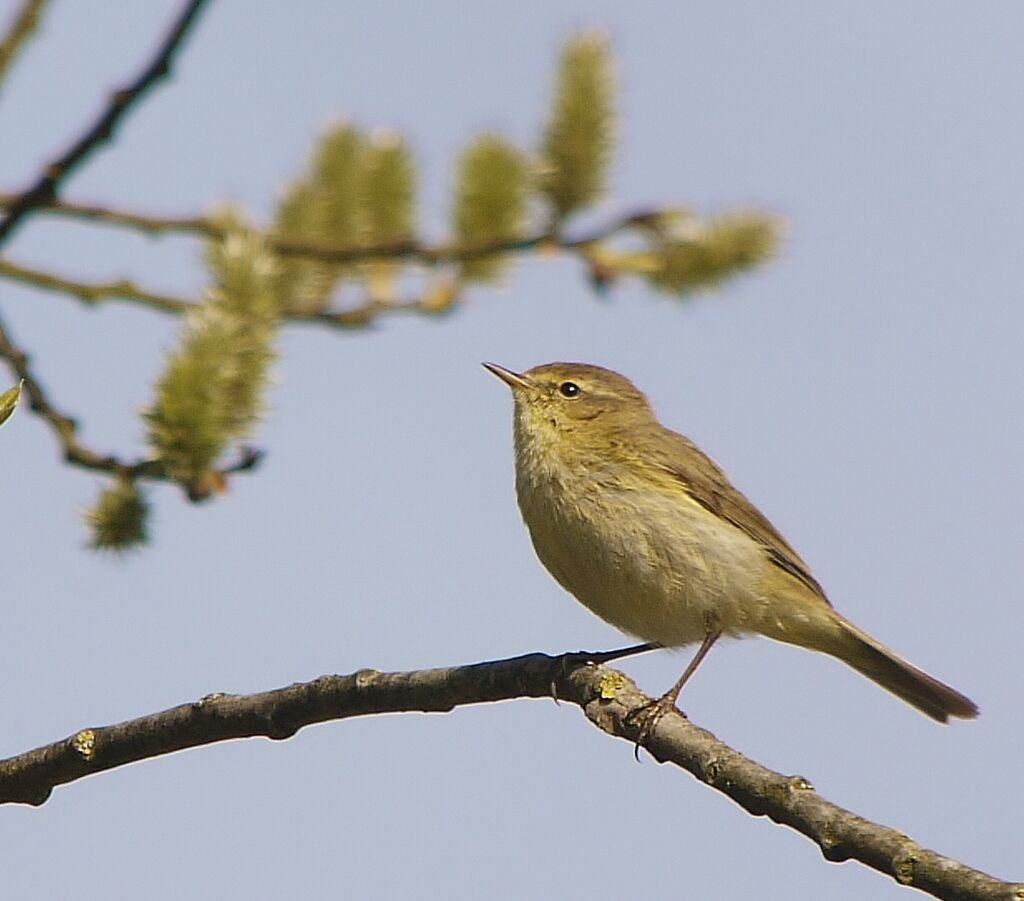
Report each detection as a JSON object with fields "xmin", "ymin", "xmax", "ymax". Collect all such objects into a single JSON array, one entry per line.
[
  {"xmin": 0, "ymin": 653, "xmax": 1015, "ymax": 900},
  {"xmin": 0, "ymin": 313, "xmax": 261, "ymax": 489},
  {"xmin": 0, "ymin": 192, "xmax": 212, "ymax": 235},
  {"xmin": 0, "ymin": 258, "xmax": 193, "ymax": 315},
  {"xmin": 0, "ymin": 256, "xmax": 460, "ymax": 329},
  {"xmin": 0, "ymin": 192, "xmax": 665, "ymax": 263},
  {"xmin": 289, "ymin": 294, "xmax": 461, "ymax": 329},
  {"xmin": 0, "ymin": 0, "xmax": 211, "ymax": 247},
  {"xmin": 0, "ymin": 0, "xmax": 48, "ymax": 88}
]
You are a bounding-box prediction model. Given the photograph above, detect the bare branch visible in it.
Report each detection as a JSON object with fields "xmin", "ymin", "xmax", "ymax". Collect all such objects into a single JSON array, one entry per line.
[
  {"xmin": 0, "ymin": 0, "xmax": 211, "ymax": 247},
  {"xmin": 0, "ymin": 652, "xmax": 1016, "ymax": 900},
  {"xmin": 0, "ymin": 0, "xmax": 48, "ymax": 89}
]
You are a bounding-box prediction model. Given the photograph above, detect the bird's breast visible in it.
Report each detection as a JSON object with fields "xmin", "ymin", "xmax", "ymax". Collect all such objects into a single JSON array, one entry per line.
[{"xmin": 515, "ymin": 460, "xmax": 768, "ymax": 647}]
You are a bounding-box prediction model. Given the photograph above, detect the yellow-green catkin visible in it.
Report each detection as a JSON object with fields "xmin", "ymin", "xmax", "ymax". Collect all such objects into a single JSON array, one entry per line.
[
  {"xmin": 453, "ymin": 134, "xmax": 528, "ymax": 282},
  {"xmin": 646, "ymin": 212, "xmax": 782, "ymax": 295},
  {"xmin": 145, "ymin": 222, "xmax": 279, "ymax": 486},
  {"xmin": 540, "ymin": 31, "xmax": 615, "ymax": 220},
  {"xmin": 85, "ymin": 479, "xmax": 149, "ymax": 552},
  {"xmin": 273, "ymin": 122, "xmax": 364, "ymax": 311},
  {"xmin": 357, "ymin": 131, "xmax": 416, "ymax": 301}
]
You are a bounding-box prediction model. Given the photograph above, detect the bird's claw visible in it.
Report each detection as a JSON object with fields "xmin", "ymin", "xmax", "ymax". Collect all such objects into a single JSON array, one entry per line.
[{"xmin": 626, "ymin": 693, "xmax": 685, "ymax": 761}]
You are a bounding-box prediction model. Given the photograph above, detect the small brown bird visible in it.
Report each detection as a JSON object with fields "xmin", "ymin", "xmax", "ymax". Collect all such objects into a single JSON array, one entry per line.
[{"xmin": 485, "ymin": 361, "xmax": 978, "ymax": 724}]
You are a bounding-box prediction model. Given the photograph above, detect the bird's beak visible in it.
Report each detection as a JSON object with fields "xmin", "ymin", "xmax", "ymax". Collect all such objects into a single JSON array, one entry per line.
[{"xmin": 482, "ymin": 362, "xmax": 534, "ymax": 392}]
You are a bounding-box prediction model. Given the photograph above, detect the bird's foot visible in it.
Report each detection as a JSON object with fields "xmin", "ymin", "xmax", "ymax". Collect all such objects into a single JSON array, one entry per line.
[{"xmin": 626, "ymin": 691, "xmax": 685, "ymax": 761}]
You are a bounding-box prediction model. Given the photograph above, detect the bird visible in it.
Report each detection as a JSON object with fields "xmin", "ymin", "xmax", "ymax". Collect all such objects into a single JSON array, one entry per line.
[{"xmin": 484, "ymin": 361, "xmax": 978, "ymax": 725}]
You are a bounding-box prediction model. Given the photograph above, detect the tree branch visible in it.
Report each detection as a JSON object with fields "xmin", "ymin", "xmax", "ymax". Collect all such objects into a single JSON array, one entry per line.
[
  {"xmin": 0, "ymin": 256, "xmax": 462, "ymax": 329},
  {"xmin": 0, "ymin": 0, "xmax": 211, "ymax": 247},
  {"xmin": 0, "ymin": 0, "xmax": 48, "ymax": 89},
  {"xmin": 0, "ymin": 651, "xmax": 1016, "ymax": 900},
  {"xmin": 0, "ymin": 192, "xmax": 671, "ymax": 264}
]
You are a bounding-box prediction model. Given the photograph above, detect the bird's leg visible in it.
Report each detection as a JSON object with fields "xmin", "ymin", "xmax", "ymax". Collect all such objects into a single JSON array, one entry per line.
[
  {"xmin": 631, "ymin": 628, "xmax": 722, "ymax": 758},
  {"xmin": 658, "ymin": 629, "xmax": 721, "ymax": 709},
  {"xmin": 551, "ymin": 642, "xmax": 661, "ymax": 702}
]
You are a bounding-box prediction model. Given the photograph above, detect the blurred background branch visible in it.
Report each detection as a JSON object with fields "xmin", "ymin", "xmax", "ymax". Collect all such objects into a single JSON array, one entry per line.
[
  {"xmin": 0, "ymin": 0, "xmax": 48, "ymax": 91},
  {"xmin": 0, "ymin": 0, "xmax": 209, "ymax": 245},
  {"xmin": 0, "ymin": 23, "xmax": 781, "ymax": 551}
]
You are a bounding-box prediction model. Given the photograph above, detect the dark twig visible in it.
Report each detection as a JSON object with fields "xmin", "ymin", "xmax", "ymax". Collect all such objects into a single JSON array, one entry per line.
[
  {"xmin": 0, "ymin": 0, "xmax": 48, "ymax": 88},
  {"xmin": 0, "ymin": 313, "xmax": 261, "ymax": 489},
  {"xmin": 0, "ymin": 653, "xmax": 1015, "ymax": 900},
  {"xmin": 0, "ymin": 0, "xmax": 211, "ymax": 247}
]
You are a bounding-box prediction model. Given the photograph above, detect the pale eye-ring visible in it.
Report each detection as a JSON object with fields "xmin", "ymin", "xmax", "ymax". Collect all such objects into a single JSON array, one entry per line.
[{"xmin": 559, "ymin": 381, "xmax": 581, "ymax": 398}]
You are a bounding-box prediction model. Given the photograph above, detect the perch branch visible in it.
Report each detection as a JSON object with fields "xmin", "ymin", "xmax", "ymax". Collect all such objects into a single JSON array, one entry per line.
[{"xmin": 0, "ymin": 651, "xmax": 1016, "ymax": 901}]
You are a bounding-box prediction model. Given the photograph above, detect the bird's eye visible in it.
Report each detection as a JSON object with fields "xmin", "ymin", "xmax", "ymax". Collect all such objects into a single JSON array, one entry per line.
[{"xmin": 559, "ymin": 381, "xmax": 581, "ymax": 398}]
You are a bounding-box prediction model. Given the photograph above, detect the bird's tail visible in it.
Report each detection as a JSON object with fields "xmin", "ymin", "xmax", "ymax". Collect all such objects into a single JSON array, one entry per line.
[
  {"xmin": 827, "ymin": 616, "xmax": 978, "ymax": 722},
  {"xmin": 759, "ymin": 604, "xmax": 978, "ymax": 723}
]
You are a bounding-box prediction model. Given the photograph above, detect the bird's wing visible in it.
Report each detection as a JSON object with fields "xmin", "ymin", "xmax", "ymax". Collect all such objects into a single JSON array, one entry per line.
[{"xmin": 651, "ymin": 429, "xmax": 830, "ymax": 603}]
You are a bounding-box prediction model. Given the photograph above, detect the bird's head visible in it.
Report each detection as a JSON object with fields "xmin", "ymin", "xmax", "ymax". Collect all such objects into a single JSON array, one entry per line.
[{"xmin": 484, "ymin": 362, "xmax": 658, "ymax": 454}]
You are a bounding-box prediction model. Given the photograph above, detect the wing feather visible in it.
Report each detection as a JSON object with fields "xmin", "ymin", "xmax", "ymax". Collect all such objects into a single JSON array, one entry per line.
[{"xmin": 648, "ymin": 429, "xmax": 829, "ymax": 603}]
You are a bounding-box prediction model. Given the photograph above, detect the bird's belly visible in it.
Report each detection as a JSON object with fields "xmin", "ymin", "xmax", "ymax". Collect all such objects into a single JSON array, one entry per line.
[{"xmin": 518, "ymin": 480, "xmax": 766, "ymax": 647}]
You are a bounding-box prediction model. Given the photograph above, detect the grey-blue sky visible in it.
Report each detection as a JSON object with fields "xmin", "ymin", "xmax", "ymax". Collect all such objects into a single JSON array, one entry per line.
[{"xmin": 0, "ymin": 2, "xmax": 1021, "ymax": 898}]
